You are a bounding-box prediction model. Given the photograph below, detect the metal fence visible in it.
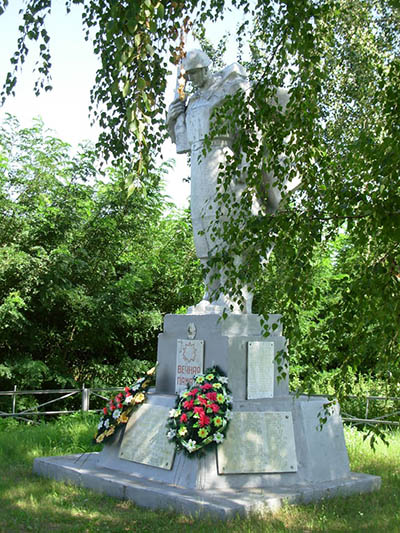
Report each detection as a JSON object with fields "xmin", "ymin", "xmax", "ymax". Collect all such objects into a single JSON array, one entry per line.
[
  {"xmin": 0, "ymin": 385, "xmax": 125, "ymax": 423},
  {"xmin": 0, "ymin": 387, "xmax": 399, "ymax": 427}
]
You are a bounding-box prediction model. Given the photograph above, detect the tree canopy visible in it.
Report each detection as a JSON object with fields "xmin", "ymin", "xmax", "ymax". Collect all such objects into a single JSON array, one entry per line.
[
  {"xmin": 0, "ymin": 115, "xmax": 202, "ymax": 389},
  {"xmin": 1, "ymin": 0, "xmax": 399, "ymax": 405}
]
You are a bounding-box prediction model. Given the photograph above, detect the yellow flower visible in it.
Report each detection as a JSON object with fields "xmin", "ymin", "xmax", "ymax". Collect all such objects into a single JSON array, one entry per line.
[
  {"xmin": 178, "ymin": 426, "xmax": 188, "ymax": 436},
  {"xmin": 105, "ymin": 427, "xmax": 115, "ymax": 437},
  {"xmin": 216, "ymin": 393, "xmax": 225, "ymax": 404},
  {"xmin": 198, "ymin": 427, "xmax": 209, "ymax": 439},
  {"xmin": 147, "ymin": 366, "xmax": 157, "ymax": 376},
  {"xmin": 119, "ymin": 412, "xmax": 129, "ymax": 424},
  {"xmin": 134, "ymin": 392, "xmax": 145, "ymax": 404},
  {"xmin": 96, "ymin": 433, "xmax": 105, "ymax": 443}
]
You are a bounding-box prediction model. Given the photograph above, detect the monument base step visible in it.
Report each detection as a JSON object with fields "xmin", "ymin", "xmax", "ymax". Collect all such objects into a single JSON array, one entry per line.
[{"xmin": 33, "ymin": 453, "xmax": 381, "ymax": 519}]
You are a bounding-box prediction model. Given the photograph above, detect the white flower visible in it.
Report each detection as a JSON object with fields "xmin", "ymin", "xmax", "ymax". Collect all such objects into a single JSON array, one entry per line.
[
  {"xmin": 169, "ymin": 408, "xmax": 179, "ymax": 418},
  {"xmin": 213, "ymin": 432, "xmax": 224, "ymax": 444},
  {"xmin": 124, "ymin": 395, "xmax": 134, "ymax": 405},
  {"xmin": 167, "ymin": 429, "xmax": 176, "ymax": 440},
  {"xmin": 112, "ymin": 409, "xmax": 121, "ymax": 419},
  {"xmin": 97, "ymin": 418, "xmax": 104, "ymax": 430},
  {"xmin": 131, "ymin": 383, "xmax": 140, "ymax": 392},
  {"xmin": 218, "ymin": 376, "xmax": 228, "ymax": 384},
  {"xmin": 226, "ymin": 394, "xmax": 233, "ymax": 404},
  {"xmin": 184, "ymin": 439, "xmax": 197, "ymax": 453},
  {"xmin": 225, "ymin": 409, "xmax": 233, "ymax": 420},
  {"xmin": 104, "ymin": 419, "xmax": 110, "ymax": 429}
]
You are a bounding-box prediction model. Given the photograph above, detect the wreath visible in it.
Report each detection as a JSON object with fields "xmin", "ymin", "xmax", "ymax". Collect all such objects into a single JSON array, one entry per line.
[
  {"xmin": 166, "ymin": 366, "xmax": 233, "ymax": 455},
  {"xmin": 93, "ymin": 366, "xmax": 156, "ymax": 444}
]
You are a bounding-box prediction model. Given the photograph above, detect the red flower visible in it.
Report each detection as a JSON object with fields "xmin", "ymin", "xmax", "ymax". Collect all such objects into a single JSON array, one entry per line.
[
  {"xmin": 124, "ymin": 386, "xmax": 130, "ymax": 393},
  {"xmin": 193, "ymin": 406, "xmax": 204, "ymax": 415},
  {"xmin": 189, "ymin": 388, "xmax": 199, "ymax": 396},
  {"xmin": 199, "ymin": 412, "xmax": 211, "ymax": 427},
  {"xmin": 180, "ymin": 413, "xmax": 188, "ymax": 423},
  {"xmin": 198, "ymin": 396, "xmax": 208, "ymax": 405},
  {"xmin": 110, "ymin": 404, "xmax": 116, "ymax": 411},
  {"xmin": 183, "ymin": 399, "xmax": 194, "ymax": 410},
  {"xmin": 201, "ymin": 383, "xmax": 213, "ymax": 391},
  {"xmin": 126, "ymin": 392, "xmax": 132, "ymax": 397},
  {"xmin": 206, "ymin": 391, "xmax": 217, "ymax": 401},
  {"xmin": 103, "ymin": 407, "xmax": 108, "ymax": 415},
  {"xmin": 209, "ymin": 403, "xmax": 220, "ymax": 413},
  {"xmin": 118, "ymin": 403, "xmax": 123, "ymax": 409}
]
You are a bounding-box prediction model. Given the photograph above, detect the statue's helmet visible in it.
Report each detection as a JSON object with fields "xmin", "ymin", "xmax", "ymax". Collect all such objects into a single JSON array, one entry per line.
[{"xmin": 182, "ymin": 49, "xmax": 212, "ymax": 71}]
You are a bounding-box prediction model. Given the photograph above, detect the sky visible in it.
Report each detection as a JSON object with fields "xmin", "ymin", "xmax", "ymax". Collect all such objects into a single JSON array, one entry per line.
[{"xmin": 0, "ymin": 1, "xmax": 246, "ymax": 208}]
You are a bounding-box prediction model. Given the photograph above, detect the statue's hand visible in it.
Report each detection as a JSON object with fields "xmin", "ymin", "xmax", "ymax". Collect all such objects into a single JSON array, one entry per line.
[{"xmin": 167, "ymin": 98, "xmax": 185, "ymax": 123}]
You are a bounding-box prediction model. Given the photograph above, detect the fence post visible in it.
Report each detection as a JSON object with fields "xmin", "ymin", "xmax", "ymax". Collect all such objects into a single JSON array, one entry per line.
[
  {"xmin": 12, "ymin": 385, "xmax": 17, "ymax": 414},
  {"xmin": 81, "ymin": 384, "xmax": 90, "ymax": 412}
]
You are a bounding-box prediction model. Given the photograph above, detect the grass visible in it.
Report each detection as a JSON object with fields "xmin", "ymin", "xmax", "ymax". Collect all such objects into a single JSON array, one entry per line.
[{"xmin": 0, "ymin": 415, "xmax": 399, "ymax": 532}]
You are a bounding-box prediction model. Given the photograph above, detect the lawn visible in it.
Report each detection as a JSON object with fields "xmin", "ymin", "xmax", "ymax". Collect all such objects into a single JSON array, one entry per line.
[{"xmin": 0, "ymin": 414, "xmax": 399, "ymax": 532}]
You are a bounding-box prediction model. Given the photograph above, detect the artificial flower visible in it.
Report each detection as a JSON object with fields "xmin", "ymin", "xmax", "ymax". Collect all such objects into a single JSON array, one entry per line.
[
  {"xmin": 213, "ymin": 432, "xmax": 224, "ymax": 444},
  {"xmin": 167, "ymin": 429, "xmax": 176, "ymax": 440},
  {"xmin": 178, "ymin": 426, "xmax": 188, "ymax": 436},
  {"xmin": 96, "ymin": 432, "xmax": 105, "ymax": 443},
  {"xmin": 198, "ymin": 427, "xmax": 209, "ymax": 438},
  {"xmin": 183, "ymin": 399, "xmax": 194, "ymax": 410},
  {"xmin": 213, "ymin": 416, "xmax": 223, "ymax": 427},
  {"xmin": 199, "ymin": 412, "xmax": 211, "ymax": 427},
  {"xmin": 185, "ymin": 439, "xmax": 197, "ymax": 452},
  {"xmin": 118, "ymin": 412, "xmax": 129, "ymax": 423},
  {"xmin": 134, "ymin": 392, "xmax": 145, "ymax": 404}
]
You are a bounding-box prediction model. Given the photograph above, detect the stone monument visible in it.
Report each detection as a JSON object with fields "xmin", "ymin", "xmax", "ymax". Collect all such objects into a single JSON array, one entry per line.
[{"xmin": 33, "ymin": 50, "xmax": 380, "ymax": 518}]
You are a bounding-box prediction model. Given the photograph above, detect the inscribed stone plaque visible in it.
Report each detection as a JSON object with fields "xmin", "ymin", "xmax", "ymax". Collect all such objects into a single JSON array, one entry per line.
[
  {"xmin": 247, "ymin": 341, "xmax": 275, "ymax": 399},
  {"xmin": 175, "ymin": 339, "xmax": 204, "ymax": 393},
  {"xmin": 119, "ymin": 404, "xmax": 175, "ymax": 470},
  {"xmin": 217, "ymin": 411, "xmax": 298, "ymax": 474}
]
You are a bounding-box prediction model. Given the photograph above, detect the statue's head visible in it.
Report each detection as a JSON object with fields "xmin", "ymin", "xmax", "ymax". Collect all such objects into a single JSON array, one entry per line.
[{"xmin": 182, "ymin": 49, "xmax": 212, "ymax": 89}]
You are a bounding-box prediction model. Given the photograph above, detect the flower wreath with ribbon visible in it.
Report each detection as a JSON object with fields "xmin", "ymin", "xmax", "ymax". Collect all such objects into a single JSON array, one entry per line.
[
  {"xmin": 93, "ymin": 366, "xmax": 156, "ymax": 444},
  {"xmin": 166, "ymin": 366, "xmax": 233, "ymax": 455}
]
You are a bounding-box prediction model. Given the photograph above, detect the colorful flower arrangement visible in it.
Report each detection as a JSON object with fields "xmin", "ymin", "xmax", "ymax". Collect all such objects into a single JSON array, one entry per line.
[
  {"xmin": 166, "ymin": 366, "xmax": 233, "ymax": 455},
  {"xmin": 93, "ymin": 366, "xmax": 156, "ymax": 444}
]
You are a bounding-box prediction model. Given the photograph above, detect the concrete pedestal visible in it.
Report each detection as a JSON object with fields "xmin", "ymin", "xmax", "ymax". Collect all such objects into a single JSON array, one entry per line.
[{"xmin": 34, "ymin": 314, "xmax": 381, "ymax": 517}]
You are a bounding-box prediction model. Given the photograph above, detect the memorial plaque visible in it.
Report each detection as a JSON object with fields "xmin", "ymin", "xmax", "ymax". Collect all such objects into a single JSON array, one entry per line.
[
  {"xmin": 119, "ymin": 404, "xmax": 175, "ymax": 470},
  {"xmin": 175, "ymin": 339, "xmax": 204, "ymax": 393},
  {"xmin": 247, "ymin": 341, "xmax": 275, "ymax": 399},
  {"xmin": 217, "ymin": 411, "xmax": 298, "ymax": 474}
]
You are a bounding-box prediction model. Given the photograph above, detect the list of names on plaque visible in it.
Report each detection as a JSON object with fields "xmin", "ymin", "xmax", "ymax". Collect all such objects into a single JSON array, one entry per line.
[
  {"xmin": 119, "ymin": 404, "xmax": 175, "ymax": 470},
  {"xmin": 175, "ymin": 339, "xmax": 204, "ymax": 393},
  {"xmin": 217, "ymin": 411, "xmax": 298, "ymax": 474},
  {"xmin": 247, "ymin": 341, "xmax": 275, "ymax": 399}
]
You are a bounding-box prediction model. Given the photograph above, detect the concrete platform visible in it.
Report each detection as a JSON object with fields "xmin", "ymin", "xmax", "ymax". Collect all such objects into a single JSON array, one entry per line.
[{"xmin": 33, "ymin": 452, "xmax": 381, "ymax": 518}]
